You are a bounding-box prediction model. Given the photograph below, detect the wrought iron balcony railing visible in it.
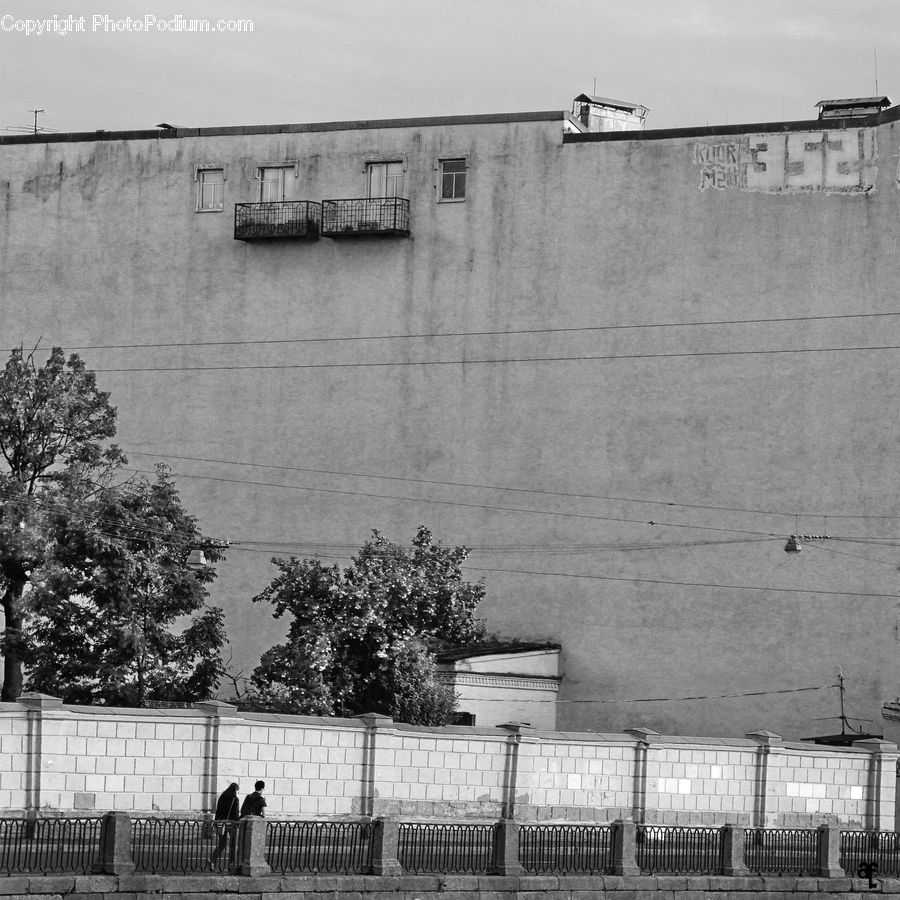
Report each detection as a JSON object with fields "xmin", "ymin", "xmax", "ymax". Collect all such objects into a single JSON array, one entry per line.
[
  {"xmin": 321, "ymin": 198, "xmax": 410, "ymax": 237},
  {"xmin": 234, "ymin": 201, "xmax": 321, "ymax": 241}
]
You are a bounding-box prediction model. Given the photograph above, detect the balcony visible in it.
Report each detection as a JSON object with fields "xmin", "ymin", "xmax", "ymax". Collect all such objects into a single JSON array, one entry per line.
[
  {"xmin": 321, "ymin": 198, "xmax": 410, "ymax": 238},
  {"xmin": 234, "ymin": 201, "xmax": 321, "ymax": 241}
]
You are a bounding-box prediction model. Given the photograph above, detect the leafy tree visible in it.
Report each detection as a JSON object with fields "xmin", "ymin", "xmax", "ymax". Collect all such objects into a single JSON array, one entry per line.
[
  {"xmin": 249, "ymin": 527, "xmax": 485, "ymax": 723},
  {"xmin": 0, "ymin": 346, "xmax": 124, "ymax": 700},
  {"xmin": 22, "ymin": 466, "xmax": 226, "ymax": 706}
]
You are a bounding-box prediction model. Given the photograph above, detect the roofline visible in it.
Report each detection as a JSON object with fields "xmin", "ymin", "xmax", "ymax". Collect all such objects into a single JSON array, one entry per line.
[
  {"xmin": 0, "ymin": 109, "xmax": 570, "ymax": 146},
  {"xmin": 563, "ymin": 102, "xmax": 900, "ymax": 144}
]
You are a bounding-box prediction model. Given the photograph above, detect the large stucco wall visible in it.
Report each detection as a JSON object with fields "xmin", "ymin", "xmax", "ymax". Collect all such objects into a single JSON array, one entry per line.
[
  {"xmin": 0, "ymin": 699, "xmax": 895, "ymax": 828},
  {"xmin": 1, "ymin": 110, "xmax": 898, "ymax": 741}
]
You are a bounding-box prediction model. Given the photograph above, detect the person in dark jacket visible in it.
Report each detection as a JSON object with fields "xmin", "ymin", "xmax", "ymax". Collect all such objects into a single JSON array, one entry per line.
[
  {"xmin": 209, "ymin": 782, "xmax": 240, "ymax": 866},
  {"xmin": 240, "ymin": 780, "xmax": 267, "ymax": 817}
]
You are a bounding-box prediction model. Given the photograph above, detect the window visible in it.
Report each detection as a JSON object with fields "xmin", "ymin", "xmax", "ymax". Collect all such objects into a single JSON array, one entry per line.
[
  {"xmin": 196, "ymin": 168, "xmax": 224, "ymax": 211},
  {"xmin": 439, "ymin": 158, "xmax": 467, "ymax": 201},
  {"xmin": 259, "ymin": 166, "xmax": 288, "ymax": 202},
  {"xmin": 366, "ymin": 161, "xmax": 405, "ymax": 198}
]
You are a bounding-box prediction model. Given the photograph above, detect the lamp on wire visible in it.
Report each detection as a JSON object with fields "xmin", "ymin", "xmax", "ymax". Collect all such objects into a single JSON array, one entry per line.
[
  {"xmin": 783, "ymin": 533, "xmax": 830, "ymax": 554},
  {"xmin": 186, "ymin": 540, "xmax": 230, "ymax": 569}
]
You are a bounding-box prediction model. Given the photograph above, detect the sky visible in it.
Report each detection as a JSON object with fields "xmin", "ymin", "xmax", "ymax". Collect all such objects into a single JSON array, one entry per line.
[{"xmin": 3, "ymin": 0, "xmax": 900, "ymax": 136}]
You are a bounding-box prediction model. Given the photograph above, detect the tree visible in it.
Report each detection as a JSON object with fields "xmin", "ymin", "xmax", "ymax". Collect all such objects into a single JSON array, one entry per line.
[
  {"xmin": 0, "ymin": 346, "xmax": 124, "ymax": 700},
  {"xmin": 22, "ymin": 466, "xmax": 226, "ymax": 706},
  {"xmin": 249, "ymin": 527, "xmax": 485, "ymax": 723}
]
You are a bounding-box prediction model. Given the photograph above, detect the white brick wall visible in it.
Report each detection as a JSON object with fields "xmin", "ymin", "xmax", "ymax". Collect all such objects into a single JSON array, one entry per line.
[{"xmin": 0, "ymin": 702, "xmax": 894, "ymax": 827}]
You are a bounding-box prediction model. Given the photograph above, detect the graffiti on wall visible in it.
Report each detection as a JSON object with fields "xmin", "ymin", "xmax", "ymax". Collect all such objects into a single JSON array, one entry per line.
[{"xmin": 693, "ymin": 129, "xmax": 877, "ymax": 193}]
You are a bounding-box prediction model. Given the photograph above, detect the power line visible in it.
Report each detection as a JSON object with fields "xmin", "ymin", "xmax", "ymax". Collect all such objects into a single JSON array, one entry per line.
[
  {"xmin": 243, "ymin": 547, "xmax": 899, "ymax": 599},
  {"xmin": 448, "ymin": 684, "xmax": 837, "ymax": 705},
  {"xmin": 90, "ymin": 343, "xmax": 900, "ymax": 373},
  {"xmin": 48, "ymin": 310, "xmax": 900, "ymax": 352},
  {"xmin": 125, "ymin": 466, "xmax": 781, "ymax": 538},
  {"xmin": 456, "ymin": 564, "xmax": 900, "ymax": 599},
  {"xmin": 122, "ymin": 449, "xmax": 900, "ymax": 521}
]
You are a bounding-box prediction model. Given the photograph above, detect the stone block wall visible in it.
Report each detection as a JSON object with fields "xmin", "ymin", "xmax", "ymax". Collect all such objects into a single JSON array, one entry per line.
[
  {"xmin": 517, "ymin": 737, "xmax": 635, "ymax": 821},
  {"xmin": 0, "ymin": 696, "xmax": 895, "ymax": 829}
]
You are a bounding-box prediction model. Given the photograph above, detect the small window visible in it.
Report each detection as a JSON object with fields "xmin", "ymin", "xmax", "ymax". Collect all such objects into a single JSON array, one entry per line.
[
  {"xmin": 439, "ymin": 159, "xmax": 467, "ymax": 201},
  {"xmin": 197, "ymin": 168, "xmax": 224, "ymax": 211},
  {"xmin": 366, "ymin": 161, "xmax": 405, "ymax": 198},
  {"xmin": 259, "ymin": 167, "xmax": 289, "ymax": 202}
]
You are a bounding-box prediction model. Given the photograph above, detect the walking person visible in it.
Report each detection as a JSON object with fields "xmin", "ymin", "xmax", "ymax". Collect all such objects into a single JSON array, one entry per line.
[
  {"xmin": 209, "ymin": 782, "xmax": 240, "ymax": 868},
  {"xmin": 240, "ymin": 780, "xmax": 267, "ymax": 817}
]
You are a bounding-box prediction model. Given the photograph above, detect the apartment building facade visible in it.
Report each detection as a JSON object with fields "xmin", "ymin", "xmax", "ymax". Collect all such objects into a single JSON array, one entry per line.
[{"xmin": 1, "ymin": 95, "xmax": 898, "ymax": 739}]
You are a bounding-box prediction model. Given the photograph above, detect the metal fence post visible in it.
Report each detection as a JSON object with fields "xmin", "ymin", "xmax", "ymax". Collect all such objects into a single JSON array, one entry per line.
[
  {"xmin": 720, "ymin": 824, "xmax": 749, "ymax": 876},
  {"xmin": 237, "ymin": 817, "xmax": 270, "ymax": 877},
  {"xmin": 370, "ymin": 817, "xmax": 402, "ymax": 875},
  {"xmin": 95, "ymin": 811, "xmax": 135, "ymax": 875},
  {"xmin": 492, "ymin": 819, "xmax": 522, "ymax": 876},
  {"xmin": 611, "ymin": 820, "xmax": 640, "ymax": 876},
  {"xmin": 816, "ymin": 824, "xmax": 845, "ymax": 878}
]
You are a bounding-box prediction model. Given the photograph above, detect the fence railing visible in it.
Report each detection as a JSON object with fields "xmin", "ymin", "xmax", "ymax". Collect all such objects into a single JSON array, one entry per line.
[
  {"xmin": 321, "ymin": 198, "xmax": 410, "ymax": 237},
  {"xmin": 266, "ymin": 820, "xmax": 373, "ymax": 874},
  {"xmin": 637, "ymin": 825, "xmax": 721, "ymax": 875},
  {"xmin": 0, "ymin": 817, "xmax": 101, "ymax": 875},
  {"xmin": 744, "ymin": 827, "xmax": 819, "ymax": 875},
  {"xmin": 520, "ymin": 823, "xmax": 615, "ymax": 875},
  {"xmin": 233, "ymin": 201, "xmax": 321, "ymax": 240},
  {"xmin": 398, "ymin": 822, "xmax": 495, "ymax": 875},
  {"xmin": 0, "ymin": 814, "xmax": 895, "ymax": 879},
  {"xmin": 841, "ymin": 829, "xmax": 900, "ymax": 878},
  {"xmin": 133, "ymin": 817, "xmax": 232, "ymax": 873}
]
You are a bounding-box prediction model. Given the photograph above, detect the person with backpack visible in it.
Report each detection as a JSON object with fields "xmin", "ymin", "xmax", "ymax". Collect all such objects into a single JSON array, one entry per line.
[{"xmin": 209, "ymin": 782, "xmax": 240, "ymax": 867}]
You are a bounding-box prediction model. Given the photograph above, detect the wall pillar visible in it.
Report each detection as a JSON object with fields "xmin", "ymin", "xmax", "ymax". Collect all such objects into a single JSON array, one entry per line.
[
  {"xmin": 499, "ymin": 721, "xmax": 534, "ymax": 820},
  {"xmin": 193, "ymin": 699, "xmax": 238, "ymax": 814},
  {"xmin": 746, "ymin": 731, "xmax": 781, "ymax": 829},
  {"xmin": 611, "ymin": 819, "xmax": 640, "ymax": 875},
  {"xmin": 625, "ymin": 727, "xmax": 659, "ymax": 825},
  {"xmin": 95, "ymin": 811, "xmax": 135, "ymax": 875},
  {"xmin": 816, "ymin": 823, "xmax": 844, "ymax": 877},
  {"xmin": 237, "ymin": 816, "xmax": 270, "ymax": 877},
  {"xmin": 492, "ymin": 819, "xmax": 522, "ymax": 875},
  {"xmin": 18, "ymin": 693, "xmax": 63, "ymax": 814},
  {"xmin": 856, "ymin": 738, "xmax": 899, "ymax": 831},
  {"xmin": 720, "ymin": 824, "xmax": 748, "ymax": 876},
  {"xmin": 358, "ymin": 713, "xmax": 393, "ymax": 818},
  {"xmin": 371, "ymin": 817, "xmax": 402, "ymax": 875}
]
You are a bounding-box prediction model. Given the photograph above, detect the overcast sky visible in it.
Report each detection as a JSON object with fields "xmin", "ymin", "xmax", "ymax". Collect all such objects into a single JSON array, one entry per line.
[{"xmin": 2, "ymin": 0, "xmax": 900, "ymax": 135}]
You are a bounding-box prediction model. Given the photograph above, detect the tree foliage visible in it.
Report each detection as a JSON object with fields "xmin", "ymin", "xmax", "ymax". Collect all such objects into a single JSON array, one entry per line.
[
  {"xmin": 0, "ymin": 346, "xmax": 125, "ymax": 700},
  {"xmin": 22, "ymin": 466, "xmax": 226, "ymax": 706},
  {"xmin": 249, "ymin": 527, "xmax": 485, "ymax": 723}
]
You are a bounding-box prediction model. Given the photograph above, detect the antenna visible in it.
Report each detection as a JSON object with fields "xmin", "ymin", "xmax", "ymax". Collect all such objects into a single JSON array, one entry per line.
[
  {"xmin": 3, "ymin": 109, "xmax": 58, "ymax": 136},
  {"xmin": 874, "ymin": 47, "xmax": 879, "ymax": 95},
  {"xmin": 835, "ymin": 666, "xmax": 864, "ymax": 736}
]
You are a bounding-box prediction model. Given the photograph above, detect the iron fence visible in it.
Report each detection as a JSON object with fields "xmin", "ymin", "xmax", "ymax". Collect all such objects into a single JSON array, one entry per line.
[
  {"xmin": 744, "ymin": 827, "xmax": 818, "ymax": 875},
  {"xmin": 132, "ymin": 817, "xmax": 231, "ymax": 873},
  {"xmin": 266, "ymin": 820, "xmax": 373, "ymax": 874},
  {"xmin": 398, "ymin": 822, "xmax": 495, "ymax": 874},
  {"xmin": 841, "ymin": 829, "xmax": 900, "ymax": 878},
  {"xmin": 234, "ymin": 201, "xmax": 321, "ymax": 240},
  {"xmin": 519, "ymin": 823, "xmax": 615, "ymax": 875},
  {"xmin": 0, "ymin": 816, "xmax": 101, "ymax": 875},
  {"xmin": 636, "ymin": 825, "xmax": 721, "ymax": 875},
  {"xmin": 321, "ymin": 198, "xmax": 410, "ymax": 237}
]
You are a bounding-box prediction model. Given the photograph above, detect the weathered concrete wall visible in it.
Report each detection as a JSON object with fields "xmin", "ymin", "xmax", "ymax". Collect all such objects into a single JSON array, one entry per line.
[
  {"xmin": 1, "ymin": 110, "xmax": 899, "ymax": 742},
  {"xmin": 0, "ymin": 698, "xmax": 894, "ymax": 828},
  {"xmin": 0, "ymin": 872, "xmax": 896, "ymax": 900}
]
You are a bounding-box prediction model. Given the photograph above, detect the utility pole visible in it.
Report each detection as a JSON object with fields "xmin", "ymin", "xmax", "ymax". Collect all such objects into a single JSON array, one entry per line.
[{"xmin": 29, "ymin": 109, "xmax": 45, "ymax": 134}]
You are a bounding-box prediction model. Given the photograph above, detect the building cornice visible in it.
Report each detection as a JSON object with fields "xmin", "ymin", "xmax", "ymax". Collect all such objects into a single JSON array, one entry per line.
[{"xmin": 437, "ymin": 672, "xmax": 561, "ymax": 693}]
